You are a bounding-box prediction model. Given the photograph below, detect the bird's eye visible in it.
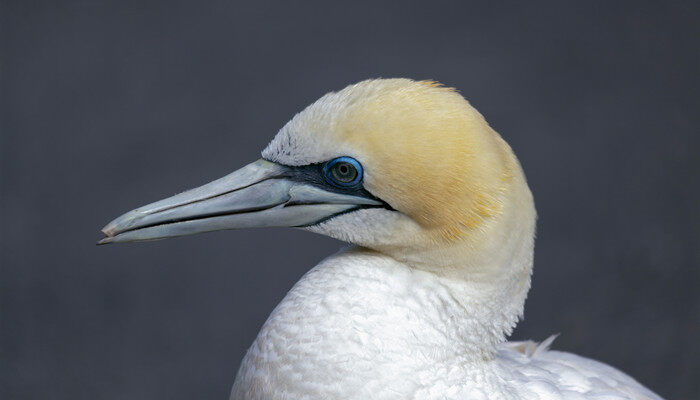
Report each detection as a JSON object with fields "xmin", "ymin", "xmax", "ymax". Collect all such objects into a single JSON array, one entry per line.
[{"xmin": 324, "ymin": 157, "xmax": 362, "ymax": 187}]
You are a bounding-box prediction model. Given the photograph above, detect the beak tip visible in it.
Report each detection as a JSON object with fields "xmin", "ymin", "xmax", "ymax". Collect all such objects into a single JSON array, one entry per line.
[
  {"xmin": 101, "ymin": 219, "xmax": 122, "ymax": 236},
  {"xmin": 101, "ymin": 209, "xmax": 146, "ymax": 237},
  {"xmin": 97, "ymin": 237, "xmax": 113, "ymax": 245}
]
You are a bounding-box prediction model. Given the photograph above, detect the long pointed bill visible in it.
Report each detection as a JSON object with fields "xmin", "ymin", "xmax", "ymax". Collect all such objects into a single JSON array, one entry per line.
[{"xmin": 99, "ymin": 159, "xmax": 383, "ymax": 244}]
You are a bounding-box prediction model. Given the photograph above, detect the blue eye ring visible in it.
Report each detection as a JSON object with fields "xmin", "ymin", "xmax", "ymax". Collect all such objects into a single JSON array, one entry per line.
[{"xmin": 323, "ymin": 157, "xmax": 363, "ymax": 187}]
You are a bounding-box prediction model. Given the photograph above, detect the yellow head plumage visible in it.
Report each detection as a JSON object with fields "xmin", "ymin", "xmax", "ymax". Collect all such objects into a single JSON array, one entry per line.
[
  {"xmin": 336, "ymin": 80, "xmax": 516, "ymax": 240},
  {"xmin": 264, "ymin": 78, "xmax": 529, "ymax": 250}
]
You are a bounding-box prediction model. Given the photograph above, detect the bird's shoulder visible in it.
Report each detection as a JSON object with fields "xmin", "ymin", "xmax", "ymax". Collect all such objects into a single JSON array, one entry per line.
[{"xmin": 497, "ymin": 336, "xmax": 663, "ymax": 400}]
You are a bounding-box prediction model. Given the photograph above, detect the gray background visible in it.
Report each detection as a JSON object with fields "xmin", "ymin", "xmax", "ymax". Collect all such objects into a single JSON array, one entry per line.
[{"xmin": 2, "ymin": 1, "xmax": 699, "ymax": 399}]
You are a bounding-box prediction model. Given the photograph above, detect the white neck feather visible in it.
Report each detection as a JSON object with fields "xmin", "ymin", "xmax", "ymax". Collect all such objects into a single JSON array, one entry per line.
[{"xmin": 232, "ymin": 232, "xmax": 533, "ymax": 399}]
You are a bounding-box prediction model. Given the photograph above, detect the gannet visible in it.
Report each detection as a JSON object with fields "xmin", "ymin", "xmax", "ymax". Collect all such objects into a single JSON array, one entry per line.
[{"xmin": 100, "ymin": 79, "xmax": 664, "ymax": 400}]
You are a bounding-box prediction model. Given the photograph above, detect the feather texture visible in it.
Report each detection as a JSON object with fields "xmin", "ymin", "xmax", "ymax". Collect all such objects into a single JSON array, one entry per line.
[{"xmin": 231, "ymin": 248, "xmax": 662, "ymax": 400}]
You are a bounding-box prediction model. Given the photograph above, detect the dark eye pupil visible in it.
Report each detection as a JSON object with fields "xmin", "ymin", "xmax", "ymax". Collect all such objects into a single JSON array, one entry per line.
[{"xmin": 331, "ymin": 162, "xmax": 357, "ymax": 183}]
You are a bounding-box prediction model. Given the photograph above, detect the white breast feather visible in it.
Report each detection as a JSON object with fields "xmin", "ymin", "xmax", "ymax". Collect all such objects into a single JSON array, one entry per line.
[{"xmin": 231, "ymin": 249, "xmax": 663, "ymax": 400}]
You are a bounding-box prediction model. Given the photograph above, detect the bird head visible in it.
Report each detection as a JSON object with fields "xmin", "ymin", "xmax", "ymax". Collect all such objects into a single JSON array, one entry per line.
[{"xmin": 101, "ymin": 79, "xmax": 535, "ymax": 277}]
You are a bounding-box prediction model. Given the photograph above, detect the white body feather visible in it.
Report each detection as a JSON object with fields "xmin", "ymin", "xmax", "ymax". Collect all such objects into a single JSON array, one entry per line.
[{"xmin": 231, "ymin": 248, "xmax": 661, "ymax": 400}]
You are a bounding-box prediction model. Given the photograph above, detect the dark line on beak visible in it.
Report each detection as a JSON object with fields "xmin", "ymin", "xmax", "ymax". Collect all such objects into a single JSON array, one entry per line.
[{"xmin": 107, "ymin": 201, "xmax": 286, "ymax": 238}]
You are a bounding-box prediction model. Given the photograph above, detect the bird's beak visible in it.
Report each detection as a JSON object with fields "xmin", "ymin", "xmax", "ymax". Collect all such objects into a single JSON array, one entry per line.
[{"xmin": 99, "ymin": 159, "xmax": 383, "ymax": 244}]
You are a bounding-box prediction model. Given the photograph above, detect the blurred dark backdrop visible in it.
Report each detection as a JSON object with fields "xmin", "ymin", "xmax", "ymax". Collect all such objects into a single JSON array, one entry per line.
[{"xmin": 2, "ymin": 1, "xmax": 698, "ymax": 399}]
